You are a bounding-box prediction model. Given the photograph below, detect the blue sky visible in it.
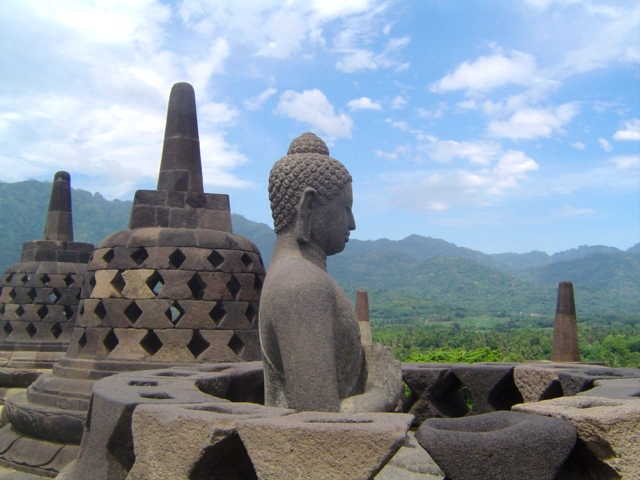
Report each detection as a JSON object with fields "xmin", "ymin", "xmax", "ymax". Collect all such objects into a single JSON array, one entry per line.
[{"xmin": 0, "ymin": 0, "xmax": 638, "ymax": 254}]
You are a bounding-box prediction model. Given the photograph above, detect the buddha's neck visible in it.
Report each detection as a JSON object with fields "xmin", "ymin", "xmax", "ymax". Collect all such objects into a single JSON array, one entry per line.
[{"xmin": 272, "ymin": 233, "xmax": 327, "ymax": 270}]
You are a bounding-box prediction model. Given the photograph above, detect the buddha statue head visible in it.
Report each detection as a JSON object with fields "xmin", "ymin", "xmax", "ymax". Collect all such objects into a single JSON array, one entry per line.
[{"xmin": 268, "ymin": 132, "xmax": 355, "ymax": 257}]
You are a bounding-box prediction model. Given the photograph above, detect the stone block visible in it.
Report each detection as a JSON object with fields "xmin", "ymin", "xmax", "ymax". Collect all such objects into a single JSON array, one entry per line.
[
  {"xmin": 237, "ymin": 411, "xmax": 413, "ymax": 480},
  {"xmin": 60, "ymin": 368, "xmax": 231, "ymax": 480},
  {"xmin": 199, "ymin": 209, "xmax": 233, "ymax": 231},
  {"xmin": 513, "ymin": 395, "xmax": 640, "ymax": 478},
  {"xmin": 121, "ymin": 270, "xmax": 155, "ymax": 299},
  {"xmin": 166, "ymin": 191, "xmax": 185, "ymax": 207},
  {"xmin": 416, "ymin": 411, "xmax": 576, "ymax": 480},
  {"xmin": 168, "ymin": 208, "xmax": 198, "ymax": 229},
  {"xmin": 581, "ymin": 378, "xmax": 640, "ymax": 400},
  {"xmin": 132, "ymin": 190, "xmax": 167, "ymax": 207},
  {"xmin": 129, "ymin": 206, "xmax": 157, "ymax": 230},
  {"xmin": 127, "ymin": 402, "xmax": 291, "ymax": 480}
]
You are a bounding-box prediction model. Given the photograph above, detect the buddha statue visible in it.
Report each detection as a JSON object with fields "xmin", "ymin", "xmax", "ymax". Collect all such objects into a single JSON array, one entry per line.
[{"xmin": 260, "ymin": 132, "xmax": 402, "ymax": 413}]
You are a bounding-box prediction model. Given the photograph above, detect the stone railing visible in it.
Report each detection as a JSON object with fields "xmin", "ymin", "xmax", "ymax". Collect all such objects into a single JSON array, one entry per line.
[{"xmin": 47, "ymin": 361, "xmax": 640, "ymax": 480}]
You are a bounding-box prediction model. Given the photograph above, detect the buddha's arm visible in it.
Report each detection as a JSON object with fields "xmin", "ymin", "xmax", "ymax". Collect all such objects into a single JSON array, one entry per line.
[
  {"xmin": 340, "ymin": 343, "xmax": 403, "ymax": 414},
  {"xmin": 273, "ymin": 276, "xmax": 343, "ymax": 412}
]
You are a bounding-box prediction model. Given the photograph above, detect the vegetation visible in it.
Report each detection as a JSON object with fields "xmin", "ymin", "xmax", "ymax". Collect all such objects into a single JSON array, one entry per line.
[
  {"xmin": 1, "ymin": 179, "xmax": 638, "ymax": 369},
  {"xmin": 372, "ymin": 316, "xmax": 640, "ymax": 368}
]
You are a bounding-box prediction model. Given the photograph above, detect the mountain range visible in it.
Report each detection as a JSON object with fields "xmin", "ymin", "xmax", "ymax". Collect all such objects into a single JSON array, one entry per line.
[{"xmin": 1, "ymin": 179, "xmax": 638, "ymax": 318}]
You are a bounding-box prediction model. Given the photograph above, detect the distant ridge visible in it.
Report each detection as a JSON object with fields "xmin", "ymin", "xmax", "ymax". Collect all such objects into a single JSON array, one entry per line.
[{"xmin": 0, "ymin": 180, "xmax": 637, "ymax": 317}]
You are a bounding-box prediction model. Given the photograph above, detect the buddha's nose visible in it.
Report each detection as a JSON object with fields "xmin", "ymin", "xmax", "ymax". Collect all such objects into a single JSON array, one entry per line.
[{"xmin": 348, "ymin": 211, "xmax": 356, "ymax": 231}]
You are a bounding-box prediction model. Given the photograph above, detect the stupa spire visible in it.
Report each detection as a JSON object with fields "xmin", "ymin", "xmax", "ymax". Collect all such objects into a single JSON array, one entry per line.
[
  {"xmin": 551, "ymin": 281, "xmax": 580, "ymax": 362},
  {"xmin": 157, "ymin": 82, "xmax": 204, "ymax": 193},
  {"xmin": 43, "ymin": 171, "xmax": 73, "ymax": 242}
]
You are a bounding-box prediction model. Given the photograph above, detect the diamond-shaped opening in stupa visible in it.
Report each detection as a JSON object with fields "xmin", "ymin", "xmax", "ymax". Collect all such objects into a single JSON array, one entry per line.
[
  {"xmin": 40, "ymin": 274, "xmax": 51, "ymax": 286},
  {"xmin": 14, "ymin": 305, "xmax": 24, "ymax": 317},
  {"xmin": 207, "ymin": 250, "xmax": 224, "ymax": 269},
  {"xmin": 63, "ymin": 274, "xmax": 75, "ymax": 287},
  {"xmin": 209, "ymin": 302, "xmax": 226, "ymax": 326},
  {"xmin": 245, "ymin": 303, "xmax": 257, "ymax": 325},
  {"xmin": 26, "ymin": 323, "xmax": 37, "ymax": 338},
  {"xmin": 50, "ymin": 323, "xmax": 63, "ymax": 339},
  {"xmin": 63, "ymin": 305, "xmax": 74, "ymax": 320},
  {"xmin": 103, "ymin": 329, "xmax": 119, "ymax": 353},
  {"xmin": 226, "ymin": 276, "xmax": 241, "ymax": 300},
  {"xmin": 110, "ymin": 271, "xmax": 126, "ymax": 295},
  {"xmin": 165, "ymin": 301, "xmax": 185, "ymax": 326},
  {"xmin": 187, "ymin": 329, "xmax": 210, "ymax": 359},
  {"xmin": 124, "ymin": 301, "xmax": 143, "ymax": 324},
  {"xmin": 254, "ymin": 275, "xmax": 263, "ymax": 291},
  {"xmin": 36, "ymin": 305, "xmax": 49, "ymax": 320},
  {"xmin": 27, "ymin": 288, "xmax": 37, "ymax": 302},
  {"xmin": 94, "ymin": 301, "xmax": 107, "ymax": 320},
  {"xmin": 140, "ymin": 330, "xmax": 163, "ymax": 356},
  {"xmin": 102, "ymin": 249, "xmax": 115, "ymax": 264},
  {"xmin": 3, "ymin": 322, "xmax": 13, "ymax": 335},
  {"xmin": 146, "ymin": 271, "xmax": 164, "ymax": 296},
  {"xmin": 187, "ymin": 273, "xmax": 206, "ymax": 300},
  {"xmin": 168, "ymin": 249, "xmax": 186, "ymax": 269},
  {"xmin": 130, "ymin": 247, "xmax": 149, "ymax": 266},
  {"xmin": 78, "ymin": 332, "xmax": 88, "ymax": 349},
  {"xmin": 240, "ymin": 253, "xmax": 253, "ymax": 270},
  {"xmin": 228, "ymin": 333, "xmax": 244, "ymax": 356},
  {"xmin": 49, "ymin": 288, "xmax": 62, "ymax": 304}
]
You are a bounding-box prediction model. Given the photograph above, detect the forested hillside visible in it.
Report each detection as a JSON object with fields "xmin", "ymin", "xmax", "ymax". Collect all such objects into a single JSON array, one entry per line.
[{"xmin": 1, "ymin": 179, "xmax": 637, "ymax": 320}]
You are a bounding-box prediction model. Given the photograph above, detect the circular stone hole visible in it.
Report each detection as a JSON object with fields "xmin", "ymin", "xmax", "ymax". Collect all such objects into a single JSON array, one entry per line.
[
  {"xmin": 128, "ymin": 380, "xmax": 158, "ymax": 387},
  {"xmin": 139, "ymin": 392, "xmax": 173, "ymax": 400}
]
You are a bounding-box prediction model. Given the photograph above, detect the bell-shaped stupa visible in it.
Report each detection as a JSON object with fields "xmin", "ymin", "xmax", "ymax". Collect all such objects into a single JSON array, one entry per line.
[
  {"xmin": 0, "ymin": 171, "xmax": 93, "ymax": 367},
  {"xmin": 0, "ymin": 83, "xmax": 266, "ymax": 477}
]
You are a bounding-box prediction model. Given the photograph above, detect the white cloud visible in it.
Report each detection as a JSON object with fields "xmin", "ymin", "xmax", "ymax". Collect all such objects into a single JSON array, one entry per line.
[
  {"xmin": 336, "ymin": 50, "xmax": 378, "ymax": 72},
  {"xmin": 487, "ymin": 103, "xmax": 578, "ymax": 140},
  {"xmin": 374, "ymin": 144, "xmax": 412, "ymax": 161},
  {"xmin": 385, "ymin": 149, "xmax": 539, "ymax": 211},
  {"xmin": 276, "ymin": 89, "xmax": 353, "ymax": 139},
  {"xmin": 572, "ymin": 142, "xmax": 585, "ymax": 150},
  {"xmin": 391, "ymin": 96, "xmax": 407, "ymax": 109},
  {"xmin": 244, "ymin": 88, "xmax": 278, "ymax": 111},
  {"xmin": 347, "ymin": 96, "xmax": 382, "ymax": 111},
  {"xmin": 613, "ymin": 118, "xmax": 640, "ymax": 141},
  {"xmin": 598, "ymin": 138, "xmax": 613, "ymax": 152},
  {"xmin": 430, "ymin": 50, "xmax": 537, "ymax": 95},
  {"xmin": 424, "ymin": 140, "xmax": 502, "ymax": 166},
  {"xmin": 609, "ymin": 154, "xmax": 640, "ymax": 172},
  {"xmin": 417, "ymin": 105, "xmax": 445, "ymax": 119},
  {"xmin": 457, "ymin": 100, "xmax": 477, "ymax": 110},
  {"xmin": 335, "ymin": 36, "xmax": 411, "ymax": 73}
]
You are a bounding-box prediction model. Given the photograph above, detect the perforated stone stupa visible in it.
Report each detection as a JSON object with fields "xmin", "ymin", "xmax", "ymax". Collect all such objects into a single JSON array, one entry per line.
[
  {"xmin": 0, "ymin": 82, "xmax": 266, "ymax": 477},
  {"xmin": 0, "ymin": 171, "xmax": 92, "ymax": 367}
]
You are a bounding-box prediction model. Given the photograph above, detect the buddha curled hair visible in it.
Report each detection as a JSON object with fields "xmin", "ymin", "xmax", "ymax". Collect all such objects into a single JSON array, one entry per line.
[{"xmin": 269, "ymin": 132, "xmax": 352, "ymax": 233}]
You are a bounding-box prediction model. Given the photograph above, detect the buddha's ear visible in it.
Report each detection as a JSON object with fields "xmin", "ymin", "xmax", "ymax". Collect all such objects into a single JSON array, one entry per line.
[{"xmin": 296, "ymin": 187, "xmax": 317, "ymax": 244}]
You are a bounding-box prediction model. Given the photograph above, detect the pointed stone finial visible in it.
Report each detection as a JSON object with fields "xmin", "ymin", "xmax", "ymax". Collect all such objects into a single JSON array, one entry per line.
[
  {"xmin": 43, "ymin": 171, "xmax": 73, "ymax": 242},
  {"xmin": 157, "ymin": 82, "xmax": 204, "ymax": 193},
  {"xmin": 356, "ymin": 290, "xmax": 372, "ymax": 346},
  {"xmin": 551, "ymin": 281, "xmax": 580, "ymax": 362}
]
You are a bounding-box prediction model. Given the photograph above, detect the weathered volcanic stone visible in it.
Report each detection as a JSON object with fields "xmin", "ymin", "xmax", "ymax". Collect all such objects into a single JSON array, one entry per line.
[
  {"xmin": 127, "ymin": 402, "xmax": 292, "ymax": 480},
  {"xmin": 356, "ymin": 290, "xmax": 372, "ymax": 346},
  {"xmin": 0, "ymin": 83, "xmax": 266, "ymax": 477},
  {"xmin": 551, "ymin": 281, "xmax": 581, "ymax": 362},
  {"xmin": 237, "ymin": 411, "xmax": 413, "ymax": 480},
  {"xmin": 514, "ymin": 362, "xmax": 640, "ymax": 403},
  {"xmin": 513, "ymin": 395, "xmax": 640, "ymax": 478},
  {"xmin": 401, "ymin": 362, "xmax": 523, "ymax": 426},
  {"xmin": 62, "ymin": 362, "xmax": 265, "ymax": 480},
  {"xmin": 0, "ymin": 172, "xmax": 92, "ymax": 361},
  {"xmin": 260, "ymin": 132, "xmax": 401, "ymax": 413},
  {"xmin": 416, "ymin": 411, "xmax": 577, "ymax": 480}
]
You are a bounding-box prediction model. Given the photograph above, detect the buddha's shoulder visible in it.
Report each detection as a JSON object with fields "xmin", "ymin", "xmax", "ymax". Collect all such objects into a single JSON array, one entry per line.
[{"xmin": 264, "ymin": 257, "xmax": 335, "ymax": 292}]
